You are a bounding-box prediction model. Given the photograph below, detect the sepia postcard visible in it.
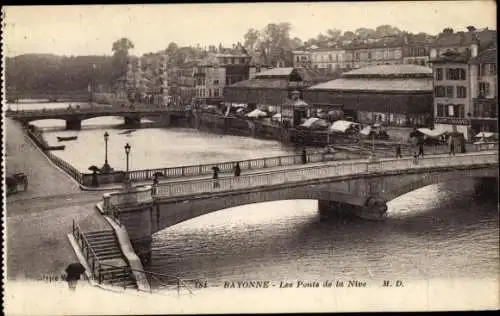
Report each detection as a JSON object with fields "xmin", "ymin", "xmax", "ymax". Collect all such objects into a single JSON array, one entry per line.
[{"xmin": 2, "ymin": 2, "xmax": 498, "ymax": 314}]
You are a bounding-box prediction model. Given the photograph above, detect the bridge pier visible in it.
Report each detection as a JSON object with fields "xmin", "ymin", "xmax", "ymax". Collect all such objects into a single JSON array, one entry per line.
[
  {"xmin": 318, "ymin": 198, "xmax": 388, "ymax": 221},
  {"xmin": 124, "ymin": 116, "xmax": 141, "ymax": 126},
  {"xmin": 65, "ymin": 119, "xmax": 82, "ymax": 130},
  {"xmin": 474, "ymin": 177, "xmax": 498, "ymax": 197}
]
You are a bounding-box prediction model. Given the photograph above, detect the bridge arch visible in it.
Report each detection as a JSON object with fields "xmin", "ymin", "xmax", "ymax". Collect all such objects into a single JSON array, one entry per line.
[{"xmin": 144, "ymin": 166, "xmax": 498, "ymax": 234}]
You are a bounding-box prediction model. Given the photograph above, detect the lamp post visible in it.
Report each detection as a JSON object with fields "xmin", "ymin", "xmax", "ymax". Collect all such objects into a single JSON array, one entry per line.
[
  {"xmin": 101, "ymin": 131, "xmax": 112, "ymax": 173},
  {"xmin": 124, "ymin": 143, "xmax": 131, "ymax": 179}
]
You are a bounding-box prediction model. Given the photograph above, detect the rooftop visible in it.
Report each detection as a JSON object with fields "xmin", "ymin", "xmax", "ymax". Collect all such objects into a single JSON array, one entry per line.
[
  {"xmin": 341, "ymin": 64, "xmax": 432, "ymax": 78},
  {"xmin": 229, "ymin": 78, "xmax": 289, "ymax": 89},
  {"xmin": 307, "ymin": 77, "xmax": 433, "ymax": 93},
  {"xmin": 470, "ymin": 45, "xmax": 497, "ymax": 64},
  {"xmin": 432, "ymin": 29, "xmax": 496, "ymax": 48}
]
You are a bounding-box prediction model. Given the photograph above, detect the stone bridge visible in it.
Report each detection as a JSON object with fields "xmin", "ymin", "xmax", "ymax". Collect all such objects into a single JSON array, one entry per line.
[
  {"xmin": 101, "ymin": 151, "xmax": 498, "ymax": 265},
  {"xmin": 5, "ymin": 106, "xmax": 188, "ymax": 130}
]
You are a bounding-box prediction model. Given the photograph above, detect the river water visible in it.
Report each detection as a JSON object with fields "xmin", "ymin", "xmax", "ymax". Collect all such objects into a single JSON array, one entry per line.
[{"xmin": 11, "ymin": 101, "xmax": 499, "ymax": 284}]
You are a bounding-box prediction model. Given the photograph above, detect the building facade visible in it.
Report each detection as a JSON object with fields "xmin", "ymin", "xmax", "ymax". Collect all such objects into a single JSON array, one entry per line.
[
  {"xmin": 430, "ymin": 28, "xmax": 497, "ymax": 139},
  {"xmin": 304, "ymin": 64, "xmax": 434, "ymax": 127},
  {"xmin": 470, "ymin": 45, "xmax": 497, "ymax": 133}
]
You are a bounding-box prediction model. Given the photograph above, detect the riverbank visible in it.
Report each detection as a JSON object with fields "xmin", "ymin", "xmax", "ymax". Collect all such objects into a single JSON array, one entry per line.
[{"xmin": 6, "ymin": 118, "xmax": 110, "ymax": 280}]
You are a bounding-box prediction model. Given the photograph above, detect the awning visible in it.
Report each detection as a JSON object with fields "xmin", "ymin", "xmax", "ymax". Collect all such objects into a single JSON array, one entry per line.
[
  {"xmin": 246, "ymin": 109, "xmax": 267, "ymax": 118},
  {"xmin": 301, "ymin": 117, "xmax": 328, "ymax": 128},
  {"xmin": 359, "ymin": 126, "xmax": 372, "ymax": 136},
  {"xmin": 417, "ymin": 128, "xmax": 447, "ymax": 138},
  {"xmin": 474, "ymin": 132, "xmax": 497, "ymax": 138},
  {"xmin": 329, "ymin": 120, "xmax": 358, "ymax": 133}
]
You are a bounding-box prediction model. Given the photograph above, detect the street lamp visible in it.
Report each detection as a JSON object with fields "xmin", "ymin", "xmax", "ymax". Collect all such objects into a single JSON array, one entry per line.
[{"xmin": 124, "ymin": 143, "xmax": 131, "ymax": 180}]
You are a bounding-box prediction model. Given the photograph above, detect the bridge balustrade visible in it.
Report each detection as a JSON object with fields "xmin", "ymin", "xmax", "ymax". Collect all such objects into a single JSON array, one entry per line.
[
  {"xmin": 126, "ymin": 151, "xmax": 350, "ymax": 182},
  {"xmin": 108, "ymin": 185, "xmax": 153, "ymax": 207},
  {"xmin": 148, "ymin": 152, "xmax": 497, "ymax": 200}
]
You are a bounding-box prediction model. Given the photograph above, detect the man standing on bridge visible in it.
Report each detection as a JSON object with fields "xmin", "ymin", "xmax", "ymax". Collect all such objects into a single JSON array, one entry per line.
[
  {"xmin": 234, "ymin": 162, "xmax": 241, "ymax": 177},
  {"xmin": 301, "ymin": 148, "xmax": 307, "ymax": 164},
  {"xmin": 212, "ymin": 166, "xmax": 220, "ymax": 188},
  {"xmin": 395, "ymin": 143, "xmax": 402, "ymax": 158},
  {"xmin": 417, "ymin": 142, "xmax": 424, "ymax": 158}
]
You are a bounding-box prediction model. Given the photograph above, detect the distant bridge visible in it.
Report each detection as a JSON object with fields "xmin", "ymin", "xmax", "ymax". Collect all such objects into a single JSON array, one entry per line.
[
  {"xmin": 101, "ymin": 150, "xmax": 498, "ymax": 264},
  {"xmin": 6, "ymin": 91, "xmax": 91, "ymax": 103},
  {"xmin": 5, "ymin": 105, "xmax": 189, "ymax": 130}
]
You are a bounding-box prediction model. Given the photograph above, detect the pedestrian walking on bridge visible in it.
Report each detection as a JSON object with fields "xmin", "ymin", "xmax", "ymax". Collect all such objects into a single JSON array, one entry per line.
[
  {"xmin": 301, "ymin": 148, "xmax": 307, "ymax": 164},
  {"xmin": 418, "ymin": 142, "xmax": 424, "ymax": 158},
  {"xmin": 395, "ymin": 143, "xmax": 402, "ymax": 158},
  {"xmin": 234, "ymin": 162, "xmax": 241, "ymax": 177},
  {"xmin": 212, "ymin": 166, "xmax": 220, "ymax": 188}
]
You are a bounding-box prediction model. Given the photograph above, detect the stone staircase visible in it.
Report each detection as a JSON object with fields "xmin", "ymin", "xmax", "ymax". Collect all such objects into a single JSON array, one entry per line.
[{"xmin": 84, "ymin": 230, "xmax": 138, "ymax": 289}]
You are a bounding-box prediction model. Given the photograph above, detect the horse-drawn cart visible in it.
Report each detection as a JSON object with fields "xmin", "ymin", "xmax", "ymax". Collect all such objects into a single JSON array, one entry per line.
[{"xmin": 6, "ymin": 173, "xmax": 28, "ymax": 196}]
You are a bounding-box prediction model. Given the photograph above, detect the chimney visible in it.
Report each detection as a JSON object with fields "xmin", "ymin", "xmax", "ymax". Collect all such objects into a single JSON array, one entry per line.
[{"xmin": 470, "ymin": 33, "xmax": 479, "ymax": 58}]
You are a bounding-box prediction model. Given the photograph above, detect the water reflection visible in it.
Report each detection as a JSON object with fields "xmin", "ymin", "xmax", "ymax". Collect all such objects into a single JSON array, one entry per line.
[{"xmin": 152, "ymin": 179, "xmax": 498, "ymax": 282}]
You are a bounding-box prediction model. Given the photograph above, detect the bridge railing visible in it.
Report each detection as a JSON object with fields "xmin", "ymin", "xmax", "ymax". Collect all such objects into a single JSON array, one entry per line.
[
  {"xmin": 148, "ymin": 151, "xmax": 498, "ymax": 200},
  {"xmin": 126, "ymin": 151, "xmax": 364, "ymax": 182},
  {"xmin": 6, "ymin": 106, "xmax": 188, "ymax": 118},
  {"xmin": 45, "ymin": 150, "xmax": 84, "ymax": 184}
]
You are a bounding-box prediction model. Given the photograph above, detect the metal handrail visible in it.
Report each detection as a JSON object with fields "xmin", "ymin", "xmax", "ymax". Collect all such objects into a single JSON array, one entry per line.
[
  {"xmin": 99, "ymin": 262, "xmax": 196, "ymax": 295},
  {"xmin": 72, "ymin": 220, "xmax": 102, "ymax": 282}
]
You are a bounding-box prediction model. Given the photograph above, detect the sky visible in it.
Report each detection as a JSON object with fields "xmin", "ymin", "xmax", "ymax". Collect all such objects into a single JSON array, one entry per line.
[{"xmin": 2, "ymin": 1, "xmax": 497, "ymax": 57}]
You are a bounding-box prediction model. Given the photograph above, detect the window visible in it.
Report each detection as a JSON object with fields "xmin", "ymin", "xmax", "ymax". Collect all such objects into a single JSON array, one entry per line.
[
  {"xmin": 355, "ymin": 52, "xmax": 360, "ymax": 60},
  {"xmin": 336, "ymin": 55, "xmax": 339, "ymax": 62},
  {"xmin": 240, "ymin": 58, "xmax": 245, "ymax": 64},
  {"xmin": 474, "ymin": 102, "xmax": 498, "ymax": 118},
  {"xmin": 213, "ymin": 79, "xmax": 219, "ymax": 85},
  {"xmin": 436, "ymin": 103, "xmax": 445, "ymax": 117},
  {"xmin": 479, "ymin": 82, "xmax": 491, "ymax": 96},
  {"xmin": 434, "ymin": 86, "xmax": 446, "ymax": 97},
  {"xmin": 445, "ymin": 68, "xmax": 466, "ymax": 80},
  {"xmin": 436, "ymin": 68, "xmax": 443, "ymax": 81},
  {"xmin": 368, "ymin": 52, "xmax": 372, "ymax": 60},
  {"xmin": 446, "ymin": 86, "xmax": 454, "ymax": 98},
  {"xmin": 457, "ymin": 86, "xmax": 467, "ymax": 98},
  {"xmin": 460, "ymin": 69, "xmax": 466, "ymax": 80},
  {"xmin": 329, "ymin": 54, "xmax": 332, "ymax": 61},
  {"xmin": 482, "ymin": 63, "xmax": 497, "ymax": 76}
]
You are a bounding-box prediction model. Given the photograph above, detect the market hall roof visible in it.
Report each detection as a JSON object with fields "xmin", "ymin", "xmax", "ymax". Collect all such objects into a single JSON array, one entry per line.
[
  {"xmin": 307, "ymin": 78, "xmax": 433, "ymax": 93},
  {"xmin": 307, "ymin": 64, "xmax": 433, "ymax": 93},
  {"xmin": 340, "ymin": 64, "xmax": 432, "ymax": 78},
  {"xmin": 229, "ymin": 78, "xmax": 290, "ymax": 89}
]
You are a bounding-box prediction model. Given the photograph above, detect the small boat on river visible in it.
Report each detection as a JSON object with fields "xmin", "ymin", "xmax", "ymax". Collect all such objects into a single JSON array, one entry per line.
[
  {"xmin": 57, "ymin": 136, "xmax": 78, "ymax": 142},
  {"xmin": 118, "ymin": 129, "xmax": 137, "ymax": 135},
  {"xmin": 48, "ymin": 145, "xmax": 66, "ymax": 151}
]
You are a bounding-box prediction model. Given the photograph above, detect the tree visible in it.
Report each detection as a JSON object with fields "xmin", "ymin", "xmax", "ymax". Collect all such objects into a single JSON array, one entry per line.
[
  {"xmin": 442, "ymin": 27, "xmax": 454, "ymax": 35},
  {"xmin": 289, "ymin": 37, "xmax": 303, "ymax": 50},
  {"xmin": 467, "ymin": 25, "xmax": 476, "ymax": 32},
  {"xmin": 374, "ymin": 25, "xmax": 402, "ymax": 38},
  {"xmin": 165, "ymin": 42, "xmax": 179, "ymax": 56},
  {"xmin": 354, "ymin": 27, "xmax": 376, "ymax": 39},
  {"xmin": 243, "ymin": 28, "xmax": 260, "ymax": 52},
  {"xmin": 316, "ymin": 33, "xmax": 329, "ymax": 44},
  {"xmin": 111, "ymin": 37, "xmax": 134, "ymax": 82},
  {"xmin": 341, "ymin": 31, "xmax": 355, "ymax": 41},
  {"xmin": 261, "ymin": 22, "xmax": 293, "ymax": 51},
  {"xmin": 326, "ymin": 29, "xmax": 342, "ymax": 41}
]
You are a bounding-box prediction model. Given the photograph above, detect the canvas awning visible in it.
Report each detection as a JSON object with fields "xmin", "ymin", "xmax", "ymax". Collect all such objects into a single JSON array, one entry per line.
[
  {"xmin": 359, "ymin": 125, "xmax": 372, "ymax": 136},
  {"xmin": 474, "ymin": 132, "xmax": 496, "ymax": 138},
  {"xmin": 330, "ymin": 120, "xmax": 358, "ymax": 133},
  {"xmin": 301, "ymin": 117, "xmax": 328, "ymax": 128},
  {"xmin": 417, "ymin": 128, "xmax": 447, "ymax": 138},
  {"xmin": 246, "ymin": 109, "xmax": 267, "ymax": 118}
]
